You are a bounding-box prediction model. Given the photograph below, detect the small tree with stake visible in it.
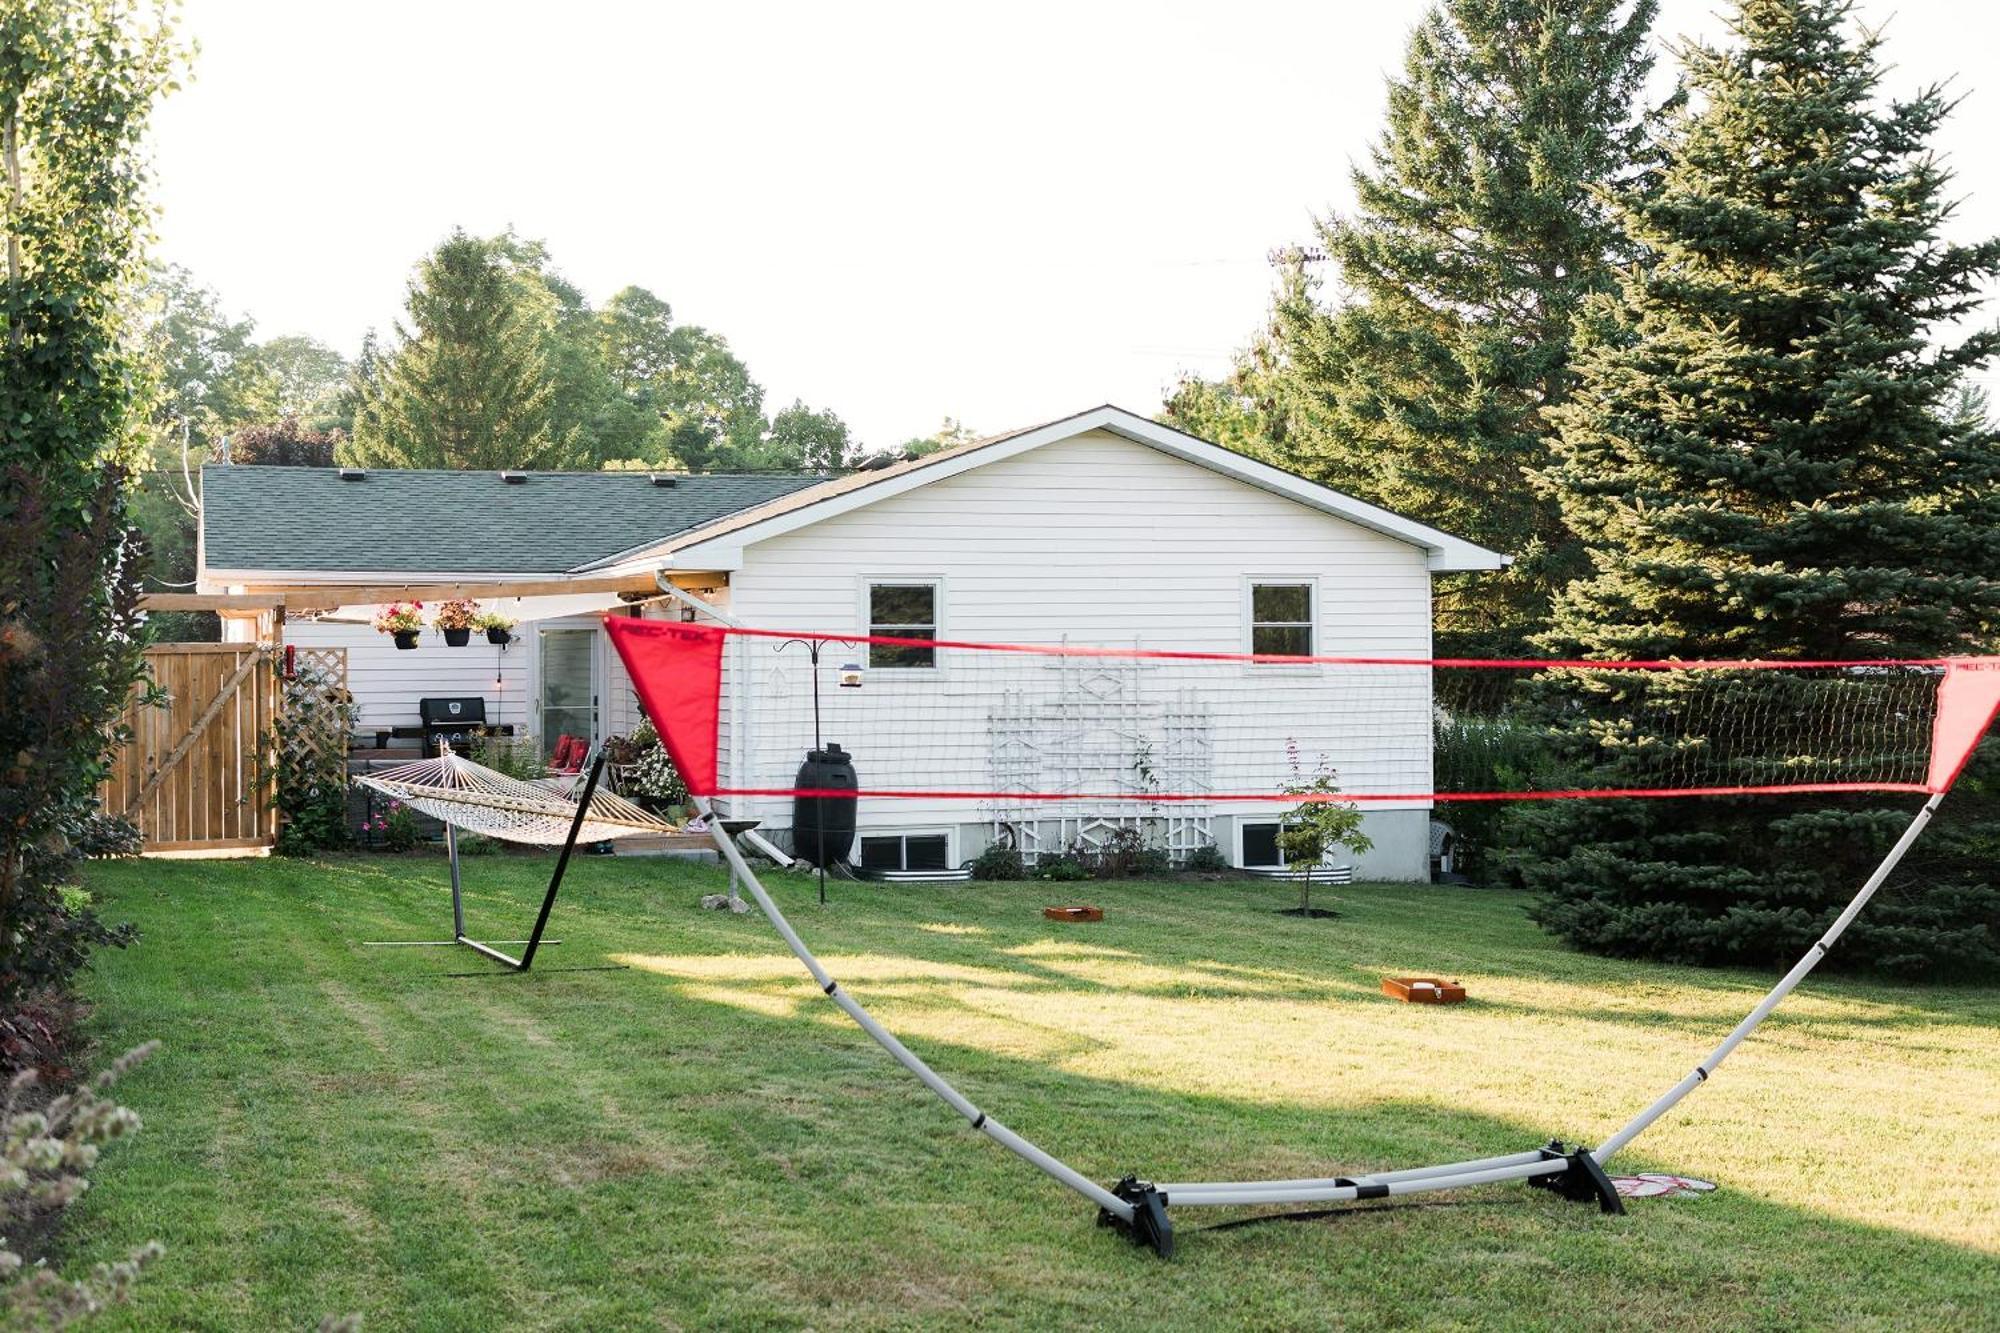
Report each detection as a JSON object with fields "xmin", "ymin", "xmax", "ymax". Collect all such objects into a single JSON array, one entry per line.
[{"xmin": 1276, "ymin": 744, "xmax": 1372, "ymax": 918}]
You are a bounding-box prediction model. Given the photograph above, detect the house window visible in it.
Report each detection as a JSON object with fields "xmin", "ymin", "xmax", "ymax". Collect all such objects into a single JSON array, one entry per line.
[
  {"xmin": 868, "ymin": 582, "xmax": 937, "ymax": 669},
  {"xmin": 858, "ymin": 832, "xmax": 951, "ymax": 872},
  {"xmin": 1250, "ymin": 582, "xmax": 1314, "ymax": 657},
  {"xmin": 1241, "ymin": 821, "xmax": 1284, "ymax": 868}
]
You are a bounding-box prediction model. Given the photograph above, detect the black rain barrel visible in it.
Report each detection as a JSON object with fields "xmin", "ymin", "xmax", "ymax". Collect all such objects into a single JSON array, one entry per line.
[{"xmin": 792, "ymin": 743, "xmax": 857, "ymax": 868}]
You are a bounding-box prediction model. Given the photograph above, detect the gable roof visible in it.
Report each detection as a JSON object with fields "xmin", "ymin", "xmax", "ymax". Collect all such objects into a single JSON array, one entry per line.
[
  {"xmin": 198, "ymin": 406, "xmax": 1509, "ymax": 585},
  {"xmin": 199, "ymin": 465, "xmax": 825, "ymax": 577},
  {"xmin": 580, "ymin": 405, "xmax": 1509, "ymax": 574}
]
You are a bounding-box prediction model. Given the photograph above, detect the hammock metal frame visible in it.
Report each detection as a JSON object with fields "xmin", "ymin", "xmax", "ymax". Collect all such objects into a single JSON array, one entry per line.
[
  {"xmin": 700, "ymin": 790, "xmax": 1949, "ymax": 1258},
  {"xmin": 356, "ymin": 746, "xmax": 658, "ymax": 971}
]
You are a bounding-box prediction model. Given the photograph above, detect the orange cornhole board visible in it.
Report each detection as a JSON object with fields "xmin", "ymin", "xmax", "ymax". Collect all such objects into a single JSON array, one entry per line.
[
  {"xmin": 1044, "ymin": 905, "xmax": 1104, "ymax": 923},
  {"xmin": 1382, "ymin": 976, "xmax": 1467, "ymax": 1004}
]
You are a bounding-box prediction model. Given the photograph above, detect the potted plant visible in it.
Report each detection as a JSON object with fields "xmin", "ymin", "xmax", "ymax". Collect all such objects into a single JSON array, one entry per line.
[
  {"xmin": 615, "ymin": 721, "xmax": 689, "ymax": 817},
  {"xmin": 473, "ymin": 608, "xmax": 517, "ymax": 645},
  {"xmin": 372, "ymin": 601, "xmax": 425, "ymax": 650},
  {"xmin": 434, "ymin": 598, "xmax": 478, "ymax": 647}
]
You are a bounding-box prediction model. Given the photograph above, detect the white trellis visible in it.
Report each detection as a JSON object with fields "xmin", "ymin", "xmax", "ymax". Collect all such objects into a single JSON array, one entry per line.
[
  {"xmin": 1160, "ymin": 686, "xmax": 1214, "ymax": 864},
  {"xmin": 987, "ymin": 646, "xmax": 1218, "ymax": 863},
  {"xmin": 987, "ymin": 687, "xmax": 1050, "ymax": 861}
]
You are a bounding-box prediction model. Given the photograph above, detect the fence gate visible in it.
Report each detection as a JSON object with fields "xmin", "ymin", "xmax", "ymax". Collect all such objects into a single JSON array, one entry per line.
[{"xmin": 101, "ymin": 643, "xmax": 279, "ymax": 854}]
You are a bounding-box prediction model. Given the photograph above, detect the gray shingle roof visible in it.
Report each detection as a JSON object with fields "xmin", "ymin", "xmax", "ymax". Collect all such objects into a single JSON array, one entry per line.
[{"xmin": 201, "ymin": 465, "xmax": 828, "ymax": 575}]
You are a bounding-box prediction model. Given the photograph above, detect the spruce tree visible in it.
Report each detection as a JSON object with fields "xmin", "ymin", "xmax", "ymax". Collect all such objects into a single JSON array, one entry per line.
[
  {"xmin": 344, "ymin": 231, "xmax": 578, "ymax": 470},
  {"xmin": 1260, "ymin": 0, "xmax": 1657, "ymax": 654},
  {"xmin": 1518, "ymin": 0, "xmax": 2000, "ymax": 977}
]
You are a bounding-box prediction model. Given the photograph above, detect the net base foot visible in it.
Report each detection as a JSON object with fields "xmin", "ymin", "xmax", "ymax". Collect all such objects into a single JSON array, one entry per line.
[
  {"xmin": 1528, "ymin": 1141, "xmax": 1626, "ymax": 1215},
  {"xmin": 1097, "ymin": 1176, "xmax": 1174, "ymax": 1258}
]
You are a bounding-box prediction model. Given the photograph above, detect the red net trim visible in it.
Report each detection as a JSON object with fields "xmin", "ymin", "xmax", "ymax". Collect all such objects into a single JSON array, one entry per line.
[{"xmin": 604, "ymin": 619, "xmax": 2000, "ymax": 804}]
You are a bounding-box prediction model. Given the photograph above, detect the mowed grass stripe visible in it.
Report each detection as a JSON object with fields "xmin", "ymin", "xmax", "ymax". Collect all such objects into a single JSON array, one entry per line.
[{"xmin": 65, "ymin": 854, "xmax": 2000, "ymax": 1331}]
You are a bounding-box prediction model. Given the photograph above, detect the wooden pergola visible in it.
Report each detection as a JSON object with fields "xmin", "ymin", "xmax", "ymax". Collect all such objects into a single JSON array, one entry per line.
[{"xmin": 138, "ymin": 573, "xmax": 674, "ymax": 639}]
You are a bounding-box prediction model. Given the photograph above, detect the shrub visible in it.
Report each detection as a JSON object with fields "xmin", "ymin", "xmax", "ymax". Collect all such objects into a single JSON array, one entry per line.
[
  {"xmin": 1087, "ymin": 826, "xmax": 1168, "ymax": 878},
  {"xmin": 272, "ymin": 657, "xmax": 355, "ymax": 857},
  {"xmin": 969, "ymin": 844, "xmax": 1024, "ymax": 881},
  {"xmin": 1034, "ymin": 854, "xmax": 1092, "ymax": 883},
  {"xmin": 364, "ymin": 801, "xmax": 421, "ymax": 852},
  {"xmin": 230, "ymin": 417, "xmax": 341, "ymax": 468},
  {"xmin": 1181, "ymin": 843, "xmax": 1228, "ymax": 874},
  {"xmin": 0, "ymin": 470, "xmax": 147, "ymax": 1060},
  {"xmin": 0, "ymin": 991, "xmax": 89, "ymax": 1086},
  {"xmin": 468, "ymin": 731, "xmax": 544, "ymax": 782},
  {"xmin": 1433, "ymin": 706, "xmax": 1562, "ymax": 885},
  {"xmin": 2, "ymin": 1043, "xmax": 163, "ymax": 1327},
  {"xmin": 67, "ymin": 817, "xmax": 142, "ymax": 862}
]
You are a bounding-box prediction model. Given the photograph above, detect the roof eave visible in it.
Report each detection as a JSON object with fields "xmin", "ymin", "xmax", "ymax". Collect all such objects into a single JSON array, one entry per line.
[
  {"xmin": 201, "ymin": 565, "xmax": 592, "ymax": 587},
  {"xmin": 645, "ymin": 405, "xmax": 1512, "ymax": 572}
]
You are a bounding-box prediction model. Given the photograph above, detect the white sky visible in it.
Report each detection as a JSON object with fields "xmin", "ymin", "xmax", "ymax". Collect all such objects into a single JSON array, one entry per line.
[{"xmin": 150, "ymin": 0, "xmax": 2000, "ymax": 451}]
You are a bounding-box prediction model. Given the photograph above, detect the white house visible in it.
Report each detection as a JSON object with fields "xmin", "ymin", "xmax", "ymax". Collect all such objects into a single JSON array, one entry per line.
[{"xmin": 197, "ymin": 405, "xmax": 1507, "ymax": 878}]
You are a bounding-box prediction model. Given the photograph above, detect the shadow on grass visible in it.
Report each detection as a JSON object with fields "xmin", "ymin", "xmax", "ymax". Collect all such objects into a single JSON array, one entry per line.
[
  {"xmin": 599, "ymin": 936, "xmax": 2000, "ymax": 1329},
  {"xmin": 71, "ymin": 854, "xmax": 2000, "ymax": 1331}
]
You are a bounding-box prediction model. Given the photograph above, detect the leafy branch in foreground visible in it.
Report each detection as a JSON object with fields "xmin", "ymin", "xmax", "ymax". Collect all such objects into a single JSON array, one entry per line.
[{"xmin": 0, "ymin": 1043, "xmax": 161, "ymax": 1329}]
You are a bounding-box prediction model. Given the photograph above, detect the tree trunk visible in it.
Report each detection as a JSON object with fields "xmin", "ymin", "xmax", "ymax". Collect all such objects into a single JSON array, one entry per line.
[{"xmin": 4, "ymin": 105, "xmax": 20, "ymax": 350}]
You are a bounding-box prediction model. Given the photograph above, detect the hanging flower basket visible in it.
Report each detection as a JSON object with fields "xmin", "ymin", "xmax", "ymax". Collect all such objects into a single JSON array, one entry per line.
[
  {"xmin": 434, "ymin": 598, "xmax": 479, "ymax": 647},
  {"xmin": 473, "ymin": 609, "xmax": 517, "ymax": 645},
  {"xmin": 373, "ymin": 602, "xmax": 425, "ymax": 649}
]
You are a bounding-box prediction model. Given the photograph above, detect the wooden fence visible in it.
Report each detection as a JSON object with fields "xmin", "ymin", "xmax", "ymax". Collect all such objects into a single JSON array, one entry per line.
[{"xmin": 100, "ymin": 643, "xmax": 280, "ymax": 853}]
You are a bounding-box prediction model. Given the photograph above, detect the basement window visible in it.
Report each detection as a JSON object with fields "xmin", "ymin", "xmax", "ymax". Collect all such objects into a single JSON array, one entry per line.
[
  {"xmin": 1241, "ymin": 821, "xmax": 1284, "ymax": 869},
  {"xmin": 858, "ymin": 832, "xmax": 951, "ymax": 873}
]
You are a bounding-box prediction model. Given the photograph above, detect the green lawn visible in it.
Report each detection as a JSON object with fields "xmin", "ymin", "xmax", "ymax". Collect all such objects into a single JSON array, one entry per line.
[{"xmin": 67, "ymin": 852, "xmax": 2000, "ymax": 1331}]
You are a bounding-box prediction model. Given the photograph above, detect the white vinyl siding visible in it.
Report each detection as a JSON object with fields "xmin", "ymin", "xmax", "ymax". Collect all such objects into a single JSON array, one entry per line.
[
  {"xmin": 723, "ymin": 429, "xmax": 1434, "ymax": 846},
  {"xmin": 284, "ymin": 619, "xmax": 530, "ymax": 736}
]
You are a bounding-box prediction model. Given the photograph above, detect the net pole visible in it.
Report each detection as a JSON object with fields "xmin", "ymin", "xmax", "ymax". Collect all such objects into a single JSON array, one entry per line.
[
  {"xmin": 698, "ymin": 800, "xmax": 1136, "ymax": 1222},
  {"xmin": 1594, "ymin": 792, "xmax": 1946, "ymax": 1164}
]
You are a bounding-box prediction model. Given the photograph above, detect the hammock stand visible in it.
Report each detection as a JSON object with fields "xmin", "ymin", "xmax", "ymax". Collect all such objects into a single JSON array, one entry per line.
[
  {"xmin": 355, "ymin": 746, "xmax": 673, "ymax": 971},
  {"xmin": 698, "ymin": 791, "xmax": 1950, "ymax": 1258}
]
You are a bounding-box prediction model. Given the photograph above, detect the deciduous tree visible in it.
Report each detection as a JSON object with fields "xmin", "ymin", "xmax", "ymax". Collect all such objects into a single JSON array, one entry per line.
[{"xmin": 0, "ymin": 0, "xmax": 182, "ymax": 1067}]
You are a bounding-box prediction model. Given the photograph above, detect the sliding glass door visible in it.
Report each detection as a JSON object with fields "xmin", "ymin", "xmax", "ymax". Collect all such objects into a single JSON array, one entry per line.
[{"xmin": 537, "ymin": 628, "xmax": 599, "ymax": 759}]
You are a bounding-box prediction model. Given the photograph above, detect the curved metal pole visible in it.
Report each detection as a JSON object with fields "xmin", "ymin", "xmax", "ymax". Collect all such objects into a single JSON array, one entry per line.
[
  {"xmin": 699, "ymin": 799, "xmax": 1134, "ymax": 1221},
  {"xmin": 1595, "ymin": 793, "xmax": 1945, "ymax": 1163}
]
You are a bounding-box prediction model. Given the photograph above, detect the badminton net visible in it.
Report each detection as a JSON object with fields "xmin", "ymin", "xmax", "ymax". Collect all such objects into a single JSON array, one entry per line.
[{"xmin": 604, "ymin": 621, "xmax": 2000, "ymax": 814}]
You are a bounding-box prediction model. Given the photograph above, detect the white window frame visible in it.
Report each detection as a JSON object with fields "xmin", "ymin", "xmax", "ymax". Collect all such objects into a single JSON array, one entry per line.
[
  {"xmin": 1236, "ymin": 818, "xmax": 1285, "ymax": 869},
  {"xmin": 852, "ymin": 826, "xmax": 958, "ymax": 872},
  {"xmin": 857, "ymin": 575, "xmax": 945, "ymax": 673},
  {"xmin": 1236, "ymin": 817, "xmax": 1327, "ymax": 870},
  {"xmin": 1242, "ymin": 575, "xmax": 1320, "ymax": 664}
]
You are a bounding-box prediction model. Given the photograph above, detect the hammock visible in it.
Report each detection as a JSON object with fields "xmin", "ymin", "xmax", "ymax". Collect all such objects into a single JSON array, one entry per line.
[
  {"xmin": 354, "ymin": 750, "xmax": 675, "ymax": 845},
  {"xmin": 353, "ymin": 747, "xmax": 675, "ymax": 971}
]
